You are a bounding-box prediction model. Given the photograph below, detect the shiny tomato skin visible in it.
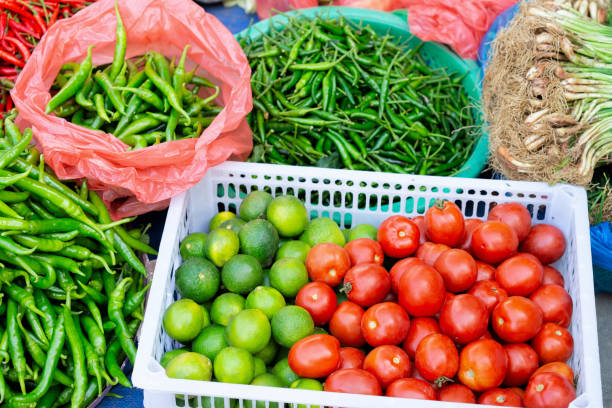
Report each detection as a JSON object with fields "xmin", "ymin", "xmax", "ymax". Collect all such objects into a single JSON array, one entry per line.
[
  {"xmin": 459, "ymin": 218, "xmax": 484, "ymax": 252},
  {"xmin": 398, "ymin": 264, "xmax": 445, "ymax": 317},
  {"xmin": 338, "ymin": 347, "xmax": 365, "ymax": 370},
  {"xmin": 520, "ymin": 224, "xmax": 566, "ymax": 265},
  {"xmin": 361, "ymin": 302, "xmax": 410, "ymax": 347},
  {"xmin": 295, "ymin": 282, "xmax": 337, "ymax": 326},
  {"xmin": 524, "ymin": 372, "xmax": 576, "ymax": 408},
  {"xmin": 477, "ymin": 261, "xmax": 497, "ymax": 281},
  {"xmin": 510, "ymin": 387, "xmax": 525, "ymax": 399},
  {"xmin": 402, "ymin": 317, "xmax": 440, "ymax": 360},
  {"xmin": 434, "ymin": 249, "xmax": 478, "ymax": 293},
  {"xmin": 377, "ymin": 216, "xmax": 420, "ymax": 259},
  {"xmin": 363, "ymin": 345, "xmax": 411, "ymax": 389},
  {"xmin": 532, "ymin": 362, "xmax": 574, "ymax": 385},
  {"xmin": 439, "ymin": 294, "xmax": 488, "ymax": 345},
  {"xmin": 471, "ymin": 221, "xmax": 519, "ymax": 265},
  {"xmin": 414, "ymin": 333, "xmax": 458, "ymax": 384},
  {"xmin": 324, "ymin": 368, "xmax": 382, "ymax": 396},
  {"xmin": 531, "ymin": 323, "xmax": 574, "ymax": 364},
  {"xmin": 495, "ymin": 253, "xmax": 544, "ymax": 296},
  {"xmin": 492, "ymin": 297, "xmax": 543, "ymax": 343},
  {"xmin": 288, "ymin": 334, "xmax": 340, "ymax": 378},
  {"xmin": 386, "ymin": 378, "xmax": 436, "ymax": 400},
  {"xmin": 345, "ymin": 238, "xmax": 384, "ymax": 266},
  {"xmin": 478, "ymin": 388, "xmax": 524, "ymax": 406},
  {"xmin": 389, "ymin": 257, "xmax": 423, "ymax": 294},
  {"xmin": 503, "ymin": 343, "xmax": 540, "ymax": 387},
  {"xmin": 424, "ymin": 200, "xmax": 465, "ymax": 247},
  {"xmin": 542, "ymin": 265, "xmax": 565, "ymax": 287},
  {"xmin": 342, "ymin": 263, "xmax": 391, "ymax": 307},
  {"xmin": 488, "ymin": 202, "xmax": 532, "ymax": 242},
  {"xmin": 306, "ymin": 243, "xmax": 351, "ymax": 287},
  {"xmin": 458, "ymin": 339, "xmax": 508, "ymax": 392},
  {"xmin": 529, "ymin": 284, "xmax": 573, "ymax": 328},
  {"xmin": 469, "ymin": 280, "xmax": 509, "ymax": 314},
  {"xmin": 438, "ymin": 384, "xmax": 476, "ymax": 403},
  {"xmin": 416, "ymin": 242, "xmax": 451, "ymax": 267},
  {"xmin": 412, "ymin": 216, "xmax": 427, "ymax": 245},
  {"xmin": 329, "ymin": 301, "xmax": 365, "ymax": 347}
]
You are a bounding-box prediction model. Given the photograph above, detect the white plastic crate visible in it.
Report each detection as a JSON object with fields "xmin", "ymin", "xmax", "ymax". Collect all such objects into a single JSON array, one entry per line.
[{"xmin": 133, "ymin": 162, "xmax": 602, "ymax": 408}]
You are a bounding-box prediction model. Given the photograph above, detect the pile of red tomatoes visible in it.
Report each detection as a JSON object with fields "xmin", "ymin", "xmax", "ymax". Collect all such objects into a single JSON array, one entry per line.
[{"xmin": 288, "ymin": 201, "xmax": 577, "ymax": 407}]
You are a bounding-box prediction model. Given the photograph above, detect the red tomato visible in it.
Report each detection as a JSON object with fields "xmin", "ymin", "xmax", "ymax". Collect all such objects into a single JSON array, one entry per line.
[
  {"xmin": 496, "ymin": 253, "xmax": 543, "ymax": 296},
  {"xmin": 476, "ymin": 261, "xmax": 497, "ymax": 281},
  {"xmin": 402, "ymin": 317, "xmax": 440, "ymax": 360},
  {"xmin": 529, "ymin": 285, "xmax": 573, "ymax": 328},
  {"xmin": 478, "ymin": 388, "xmax": 524, "ymax": 406},
  {"xmin": 434, "ymin": 249, "xmax": 478, "ymax": 293},
  {"xmin": 416, "ymin": 242, "xmax": 451, "ymax": 267},
  {"xmin": 386, "ymin": 378, "xmax": 436, "ymax": 400},
  {"xmin": 377, "ymin": 216, "xmax": 420, "ymax": 258},
  {"xmin": 524, "ymin": 372, "xmax": 576, "ymax": 408},
  {"xmin": 438, "ymin": 384, "xmax": 476, "ymax": 403},
  {"xmin": 458, "ymin": 339, "xmax": 508, "ymax": 392},
  {"xmin": 329, "ymin": 301, "xmax": 365, "ymax": 347},
  {"xmin": 488, "ymin": 202, "xmax": 532, "ymax": 241},
  {"xmin": 389, "ymin": 257, "xmax": 423, "ymax": 294},
  {"xmin": 510, "ymin": 387, "xmax": 525, "ymax": 399},
  {"xmin": 345, "ymin": 238, "xmax": 384, "ymax": 266},
  {"xmin": 503, "ymin": 343, "xmax": 539, "ymax": 387},
  {"xmin": 398, "ymin": 264, "xmax": 445, "ymax": 317},
  {"xmin": 412, "ymin": 215, "xmax": 426, "ymax": 245},
  {"xmin": 306, "ymin": 243, "xmax": 351, "ymax": 287},
  {"xmin": 458, "ymin": 218, "xmax": 484, "ymax": 252},
  {"xmin": 414, "ymin": 333, "xmax": 458, "ymax": 384},
  {"xmin": 363, "ymin": 345, "xmax": 411, "ymax": 389},
  {"xmin": 295, "ymin": 282, "xmax": 337, "ymax": 326},
  {"xmin": 492, "ymin": 297, "xmax": 543, "ymax": 343},
  {"xmin": 439, "ymin": 294, "xmax": 488, "ymax": 345},
  {"xmin": 532, "ymin": 362, "xmax": 574, "ymax": 385},
  {"xmin": 542, "ymin": 265, "xmax": 565, "ymax": 287},
  {"xmin": 361, "ymin": 302, "xmax": 410, "ymax": 347},
  {"xmin": 324, "ymin": 368, "xmax": 382, "ymax": 395},
  {"xmin": 338, "ymin": 347, "xmax": 365, "ymax": 370},
  {"xmin": 288, "ymin": 334, "xmax": 340, "ymax": 378},
  {"xmin": 424, "ymin": 200, "xmax": 465, "ymax": 247},
  {"xmin": 471, "ymin": 221, "xmax": 519, "ymax": 265},
  {"xmin": 342, "ymin": 263, "xmax": 391, "ymax": 307},
  {"xmin": 531, "ymin": 323, "xmax": 574, "ymax": 364},
  {"xmin": 469, "ymin": 280, "xmax": 509, "ymax": 314},
  {"xmin": 520, "ymin": 224, "xmax": 566, "ymax": 264}
]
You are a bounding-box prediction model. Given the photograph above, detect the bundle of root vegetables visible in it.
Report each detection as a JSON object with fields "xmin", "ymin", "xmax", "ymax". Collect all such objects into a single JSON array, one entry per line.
[{"xmin": 483, "ymin": 0, "xmax": 612, "ymax": 222}]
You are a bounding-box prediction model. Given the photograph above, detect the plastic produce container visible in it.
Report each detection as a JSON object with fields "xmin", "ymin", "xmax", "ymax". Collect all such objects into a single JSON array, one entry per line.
[{"xmin": 133, "ymin": 161, "xmax": 602, "ymax": 408}]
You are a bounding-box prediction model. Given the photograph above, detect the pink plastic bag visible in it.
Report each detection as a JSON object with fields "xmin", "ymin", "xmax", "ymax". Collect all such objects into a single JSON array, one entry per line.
[
  {"xmin": 256, "ymin": 0, "xmax": 318, "ymax": 19},
  {"xmin": 11, "ymin": 0, "xmax": 253, "ymax": 219},
  {"xmin": 333, "ymin": 0, "xmax": 409, "ymax": 11}
]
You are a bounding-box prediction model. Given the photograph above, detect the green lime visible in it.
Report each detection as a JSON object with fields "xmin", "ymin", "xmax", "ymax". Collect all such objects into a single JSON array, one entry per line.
[
  {"xmin": 209, "ymin": 211, "xmax": 236, "ymax": 231},
  {"xmin": 240, "ymin": 191, "xmax": 273, "ymax": 221},
  {"xmin": 254, "ymin": 339, "xmax": 277, "ymax": 364},
  {"xmin": 213, "ymin": 347, "xmax": 254, "ymax": 384},
  {"xmin": 176, "ymin": 258, "xmax": 220, "ymax": 303},
  {"xmin": 225, "ymin": 309, "xmax": 271, "ymax": 353},
  {"xmin": 200, "ymin": 306, "xmax": 211, "ymax": 328},
  {"xmin": 218, "ymin": 218, "xmax": 246, "ymax": 235},
  {"xmin": 348, "ymin": 224, "xmax": 378, "ymax": 241},
  {"xmin": 272, "ymin": 358, "xmax": 300, "ymax": 387},
  {"xmin": 291, "ymin": 379, "xmax": 324, "ymax": 408},
  {"xmin": 313, "ymin": 327, "xmax": 328, "ymax": 335},
  {"xmin": 276, "ymin": 240, "xmax": 310, "ymax": 263},
  {"xmin": 205, "ymin": 228, "xmax": 240, "ymax": 267},
  {"xmin": 192, "ymin": 325, "xmax": 228, "ymax": 361},
  {"xmin": 210, "ymin": 293, "xmax": 245, "ymax": 326},
  {"xmin": 200, "ymin": 397, "xmax": 236, "ymax": 408},
  {"xmin": 221, "ymin": 254, "xmax": 263, "ymax": 294},
  {"xmin": 245, "ymin": 374, "xmax": 285, "ymax": 408},
  {"xmin": 180, "ymin": 233, "xmax": 208, "ymax": 260},
  {"xmin": 266, "ymin": 196, "xmax": 309, "ymax": 238},
  {"xmin": 160, "ymin": 348, "xmax": 189, "ymax": 369},
  {"xmin": 269, "ymin": 258, "xmax": 309, "ymax": 298},
  {"xmin": 271, "ymin": 305, "xmax": 314, "ymax": 348},
  {"xmin": 245, "ymin": 286, "xmax": 286, "ymax": 320},
  {"xmin": 253, "ymin": 357, "xmax": 267, "ymax": 378},
  {"xmin": 166, "ymin": 352, "xmax": 212, "ymax": 381},
  {"xmin": 239, "ymin": 219, "xmax": 279, "ymax": 267},
  {"xmin": 300, "ymin": 217, "xmax": 345, "ymax": 247},
  {"xmin": 163, "ymin": 299, "xmax": 204, "ymax": 344}
]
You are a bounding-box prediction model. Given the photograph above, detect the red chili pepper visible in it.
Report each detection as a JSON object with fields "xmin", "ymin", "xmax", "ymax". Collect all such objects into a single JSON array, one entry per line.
[
  {"xmin": 0, "ymin": 48, "xmax": 24, "ymax": 67},
  {"xmin": 4, "ymin": 36, "xmax": 30, "ymax": 60},
  {"xmin": 0, "ymin": 74, "xmax": 17, "ymax": 81},
  {"xmin": 1, "ymin": 38, "xmax": 16, "ymax": 53},
  {"xmin": 48, "ymin": 4, "xmax": 59, "ymax": 25},
  {"xmin": 0, "ymin": 14, "xmax": 7, "ymax": 41},
  {"xmin": 17, "ymin": 1, "xmax": 47, "ymax": 33},
  {"xmin": 6, "ymin": 95, "xmax": 13, "ymax": 110},
  {"xmin": 10, "ymin": 28, "xmax": 34, "ymax": 47},
  {"xmin": 0, "ymin": 66, "xmax": 17, "ymax": 76},
  {"xmin": 7, "ymin": 18, "xmax": 40, "ymax": 38},
  {"xmin": 21, "ymin": 17, "xmax": 42, "ymax": 37},
  {"xmin": 60, "ymin": 6, "xmax": 70, "ymax": 18}
]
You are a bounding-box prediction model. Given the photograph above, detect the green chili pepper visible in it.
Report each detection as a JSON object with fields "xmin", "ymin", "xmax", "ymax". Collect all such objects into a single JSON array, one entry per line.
[
  {"xmin": 6, "ymin": 299, "xmax": 27, "ymax": 394},
  {"xmin": 46, "ymin": 45, "xmax": 94, "ymax": 114},
  {"xmin": 144, "ymin": 56, "xmax": 190, "ymax": 123}
]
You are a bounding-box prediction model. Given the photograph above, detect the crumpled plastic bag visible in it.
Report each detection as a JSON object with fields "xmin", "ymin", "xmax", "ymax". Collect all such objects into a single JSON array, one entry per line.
[
  {"xmin": 11, "ymin": 0, "xmax": 253, "ymax": 219},
  {"xmin": 333, "ymin": 0, "xmax": 409, "ymax": 10},
  {"xmin": 255, "ymin": 0, "xmax": 317, "ymax": 19},
  {"xmin": 591, "ymin": 222, "xmax": 612, "ymax": 292}
]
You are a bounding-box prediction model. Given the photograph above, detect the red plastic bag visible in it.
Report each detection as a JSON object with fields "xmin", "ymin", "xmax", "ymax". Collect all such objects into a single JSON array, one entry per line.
[
  {"xmin": 11, "ymin": 0, "xmax": 253, "ymax": 219},
  {"xmin": 333, "ymin": 0, "xmax": 409, "ymax": 11},
  {"xmin": 256, "ymin": 0, "xmax": 318, "ymax": 19}
]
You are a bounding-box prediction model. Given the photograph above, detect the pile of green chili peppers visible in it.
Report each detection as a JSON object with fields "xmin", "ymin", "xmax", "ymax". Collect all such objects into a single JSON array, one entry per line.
[
  {"xmin": 0, "ymin": 113, "xmax": 156, "ymax": 407},
  {"xmin": 242, "ymin": 14, "xmax": 479, "ymax": 175},
  {"xmin": 46, "ymin": 3, "xmax": 221, "ymax": 149}
]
